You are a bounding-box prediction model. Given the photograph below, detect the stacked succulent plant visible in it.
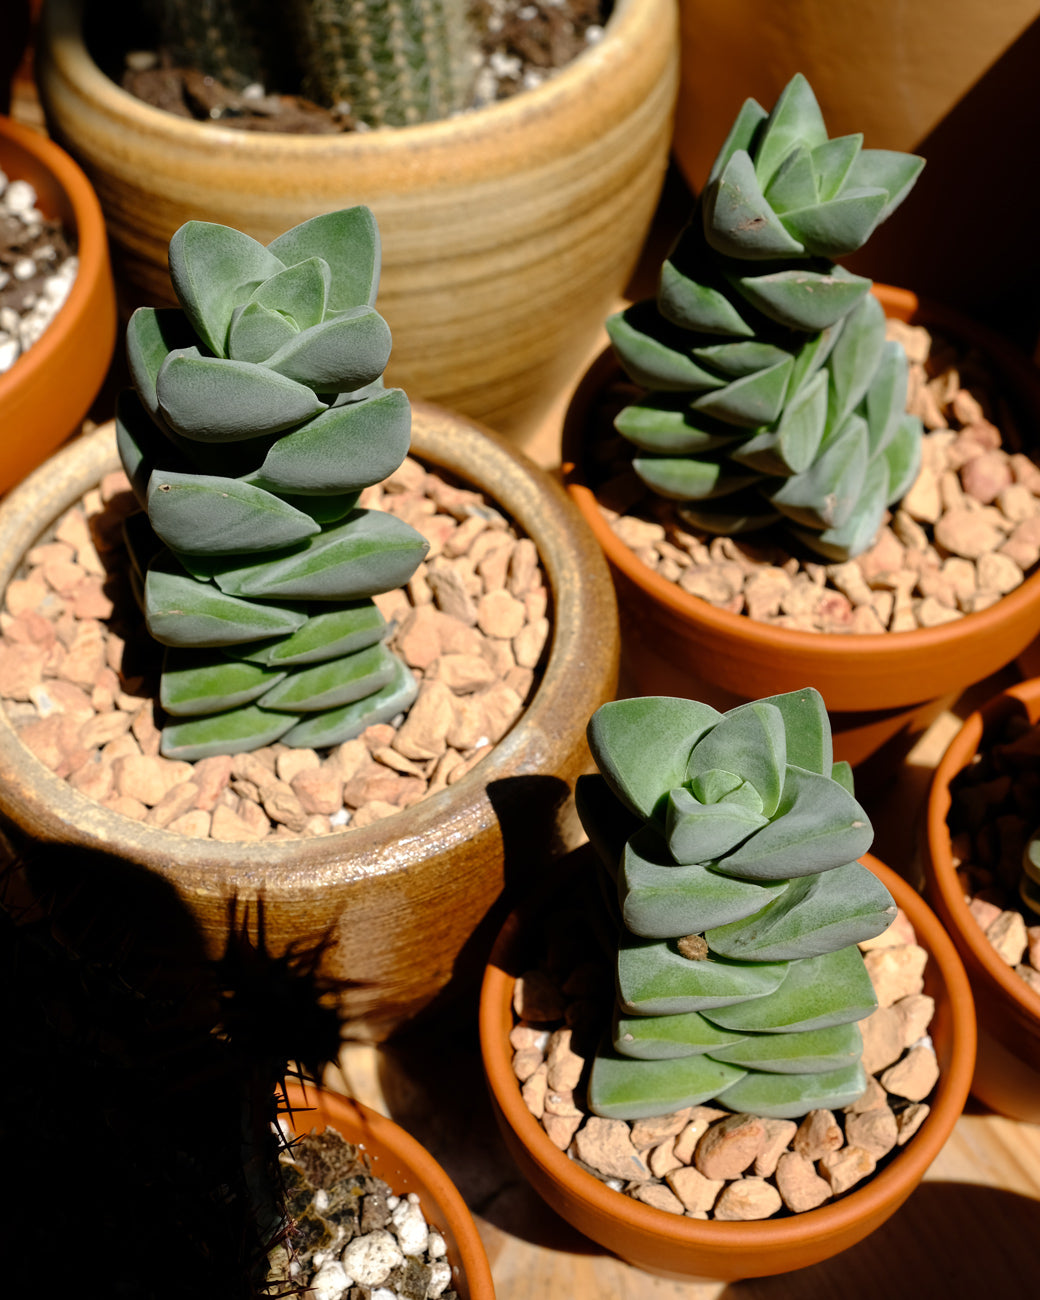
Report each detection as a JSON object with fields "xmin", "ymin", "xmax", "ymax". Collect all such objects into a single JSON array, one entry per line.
[
  {"xmin": 138, "ymin": 0, "xmax": 478, "ymax": 127},
  {"xmin": 576, "ymin": 688, "xmax": 897, "ymax": 1120},
  {"xmin": 608, "ymin": 73, "xmax": 926, "ymax": 561},
  {"xmin": 117, "ymin": 207, "xmax": 428, "ymax": 761}
]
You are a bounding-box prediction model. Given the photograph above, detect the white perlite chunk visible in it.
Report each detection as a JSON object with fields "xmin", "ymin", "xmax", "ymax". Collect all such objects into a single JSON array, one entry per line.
[
  {"xmin": 390, "ymin": 1192, "xmax": 430, "ymax": 1255},
  {"xmin": 428, "ymin": 1259, "xmax": 454, "ymax": 1297},
  {"xmin": 307, "ymin": 1258, "xmax": 352, "ymax": 1299},
  {"xmin": 340, "ymin": 1229, "xmax": 404, "ymax": 1286}
]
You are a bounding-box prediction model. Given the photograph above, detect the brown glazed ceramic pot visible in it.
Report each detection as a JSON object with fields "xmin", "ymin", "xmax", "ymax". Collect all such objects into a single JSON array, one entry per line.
[
  {"xmin": 0, "ymin": 404, "xmax": 619, "ymax": 1041},
  {"xmin": 561, "ymin": 284, "xmax": 1040, "ymax": 769},
  {"xmin": 281, "ymin": 1081, "xmax": 495, "ymax": 1300},
  {"xmin": 479, "ymin": 849, "xmax": 975, "ymax": 1282},
  {"xmin": 34, "ymin": 0, "xmax": 679, "ymax": 445},
  {"xmin": 923, "ymin": 677, "xmax": 1040, "ymax": 1123},
  {"xmin": 0, "ymin": 113, "xmax": 115, "ymax": 497}
]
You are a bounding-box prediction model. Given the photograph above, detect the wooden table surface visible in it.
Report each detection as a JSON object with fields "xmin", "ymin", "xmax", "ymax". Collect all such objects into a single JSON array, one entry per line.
[{"xmin": 10, "ymin": 65, "xmax": 1040, "ymax": 1300}]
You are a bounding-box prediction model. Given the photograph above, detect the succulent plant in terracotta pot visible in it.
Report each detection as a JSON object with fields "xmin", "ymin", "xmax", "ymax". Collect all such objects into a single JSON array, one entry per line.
[
  {"xmin": 563, "ymin": 73, "xmax": 1040, "ymax": 770},
  {"xmin": 0, "ymin": 201, "xmax": 619, "ymax": 1040}
]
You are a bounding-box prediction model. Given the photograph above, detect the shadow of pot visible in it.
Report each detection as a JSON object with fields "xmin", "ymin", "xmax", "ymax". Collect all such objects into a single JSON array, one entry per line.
[{"xmin": 923, "ymin": 676, "xmax": 1040, "ymax": 1123}]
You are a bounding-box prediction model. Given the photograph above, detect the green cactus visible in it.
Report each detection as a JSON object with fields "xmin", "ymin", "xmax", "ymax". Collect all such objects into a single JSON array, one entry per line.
[
  {"xmin": 139, "ymin": 0, "xmax": 478, "ymax": 128},
  {"xmin": 117, "ymin": 206, "xmax": 428, "ymax": 762},
  {"xmin": 576, "ymin": 687, "xmax": 897, "ymax": 1121},
  {"xmin": 607, "ymin": 73, "xmax": 926, "ymax": 562}
]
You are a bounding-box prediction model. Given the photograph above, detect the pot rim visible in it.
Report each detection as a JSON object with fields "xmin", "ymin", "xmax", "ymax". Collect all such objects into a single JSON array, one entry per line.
[
  {"xmin": 561, "ymin": 284, "xmax": 1040, "ymax": 667},
  {"xmin": 40, "ymin": 0, "xmax": 667, "ymax": 158},
  {"xmin": 0, "ymin": 113, "xmax": 112, "ymax": 405},
  {"xmin": 0, "ymin": 402, "xmax": 618, "ymax": 885},
  {"xmin": 924, "ymin": 675, "xmax": 1040, "ymax": 1024},
  {"xmin": 479, "ymin": 848, "xmax": 976, "ymax": 1254},
  {"xmin": 281, "ymin": 1079, "xmax": 495, "ymax": 1300}
]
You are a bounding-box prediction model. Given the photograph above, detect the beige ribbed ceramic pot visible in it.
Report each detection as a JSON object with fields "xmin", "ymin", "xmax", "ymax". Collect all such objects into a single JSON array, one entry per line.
[
  {"xmin": 35, "ymin": 0, "xmax": 679, "ymax": 445},
  {"xmin": 0, "ymin": 405, "xmax": 619, "ymax": 1042}
]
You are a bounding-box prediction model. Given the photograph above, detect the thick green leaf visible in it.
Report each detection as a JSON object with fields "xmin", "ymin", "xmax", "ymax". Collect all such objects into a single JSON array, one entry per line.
[
  {"xmin": 712, "ymin": 1061, "xmax": 867, "ymax": 1119},
  {"xmin": 586, "ymin": 698, "xmax": 723, "ymax": 822},
  {"xmin": 690, "ymin": 341, "xmax": 792, "ymax": 379},
  {"xmin": 708, "ymin": 1021, "xmax": 863, "ymax": 1074},
  {"xmin": 266, "ymin": 208, "xmax": 381, "ymax": 311},
  {"xmin": 116, "ymin": 389, "xmax": 189, "ymax": 507},
  {"xmin": 618, "ymin": 937, "xmax": 786, "ymax": 1015},
  {"xmin": 144, "ymin": 566, "xmax": 307, "ymax": 647},
  {"xmin": 719, "ymin": 763, "xmax": 873, "ymax": 880},
  {"xmin": 159, "ymin": 646, "xmax": 287, "ymax": 716},
  {"xmin": 209, "ymin": 509, "xmax": 428, "ymax": 601},
  {"xmin": 156, "ymin": 352, "xmax": 327, "ymax": 441},
  {"xmin": 160, "ymin": 702, "xmax": 299, "ymax": 761},
  {"xmin": 827, "ymin": 291, "xmax": 887, "ymax": 427},
  {"xmin": 633, "ymin": 456, "xmax": 761, "ymax": 502},
  {"xmin": 575, "ymin": 773, "xmax": 644, "ymax": 880},
  {"xmin": 125, "ymin": 306, "xmax": 198, "ymax": 420},
  {"xmin": 615, "ymin": 397, "xmax": 738, "ymax": 456},
  {"xmin": 226, "ymin": 300, "xmax": 299, "ymax": 364},
  {"xmin": 263, "ymin": 307, "xmax": 391, "ymax": 393},
  {"xmin": 811, "ymin": 134, "xmax": 863, "ymax": 202},
  {"xmin": 865, "ymin": 342, "xmax": 911, "ymax": 457},
  {"xmin": 706, "ymin": 860, "xmax": 896, "ymax": 961},
  {"xmin": 279, "ymin": 655, "xmax": 418, "ymax": 748},
  {"xmin": 692, "ymin": 357, "xmax": 794, "ymax": 429},
  {"xmin": 666, "ymin": 785, "xmax": 768, "ymax": 867},
  {"xmin": 249, "ymin": 256, "xmax": 330, "ymax": 330},
  {"xmin": 763, "ymin": 144, "xmax": 818, "ymax": 214},
  {"xmin": 706, "ymin": 96, "xmax": 769, "ymax": 188},
  {"xmin": 658, "ymin": 258, "xmax": 753, "ymax": 338},
  {"xmin": 752, "ymin": 73, "xmax": 829, "ymax": 190},
  {"xmin": 587, "ymin": 1048, "xmax": 747, "ymax": 1122},
  {"xmin": 614, "ymin": 1008, "xmax": 747, "ymax": 1060},
  {"xmin": 757, "ymin": 688, "xmax": 832, "ymax": 776},
  {"xmin": 620, "ymin": 826, "xmax": 786, "ymax": 938},
  {"xmin": 677, "ymin": 495, "xmax": 782, "ymax": 536},
  {"xmin": 703, "ymin": 945, "xmax": 877, "ymax": 1033},
  {"xmin": 146, "ymin": 471, "xmax": 320, "ymax": 555},
  {"xmin": 769, "ymin": 414, "xmax": 870, "ymax": 532},
  {"xmin": 264, "ymin": 601, "xmax": 387, "ymax": 666},
  {"xmin": 845, "ymin": 149, "xmax": 925, "ymax": 222},
  {"xmin": 607, "ymin": 305, "xmax": 728, "ymax": 393},
  {"xmin": 883, "ymin": 413, "xmax": 924, "ymax": 504},
  {"xmin": 794, "ymin": 455, "xmax": 890, "ymax": 561},
  {"xmin": 169, "ymin": 221, "xmax": 285, "ymax": 356},
  {"xmin": 779, "ymin": 187, "xmax": 888, "ymax": 258},
  {"xmin": 246, "ymin": 388, "xmax": 411, "ymax": 495},
  {"xmin": 258, "ymin": 642, "xmax": 397, "ymax": 712},
  {"xmin": 728, "ymin": 264, "xmax": 871, "ymax": 331},
  {"xmin": 685, "ymin": 701, "xmax": 787, "ymax": 818},
  {"xmin": 705, "ymin": 150, "xmax": 806, "ymax": 260},
  {"xmin": 731, "ymin": 369, "xmax": 827, "ymax": 475}
]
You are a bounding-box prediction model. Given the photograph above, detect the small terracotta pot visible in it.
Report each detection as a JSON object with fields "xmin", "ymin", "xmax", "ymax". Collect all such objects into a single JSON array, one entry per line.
[
  {"xmin": 923, "ymin": 677, "xmax": 1040, "ymax": 1123},
  {"xmin": 281, "ymin": 1080, "xmax": 495, "ymax": 1300},
  {"xmin": 479, "ymin": 848, "xmax": 975, "ymax": 1282},
  {"xmin": 35, "ymin": 0, "xmax": 679, "ymax": 445},
  {"xmin": 561, "ymin": 284, "xmax": 1040, "ymax": 768},
  {"xmin": 0, "ymin": 405, "xmax": 619, "ymax": 1040},
  {"xmin": 0, "ymin": 114, "xmax": 115, "ymax": 497}
]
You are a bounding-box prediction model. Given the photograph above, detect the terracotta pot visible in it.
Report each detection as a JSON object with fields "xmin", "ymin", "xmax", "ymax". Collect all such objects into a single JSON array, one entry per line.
[
  {"xmin": 34, "ymin": 0, "xmax": 679, "ymax": 446},
  {"xmin": 0, "ymin": 113, "xmax": 115, "ymax": 497},
  {"xmin": 923, "ymin": 677, "xmax": 1040, "ymax": 1123},
  {"xmin": 479, "ymin": 848, "xmax": 975, "ymax": 1282},
  {"xmin": 281, "ymin": 1080, "xmax": 495, "ymax": 1300},
  {"xmin": 561, "ymin": 284, "xmax": 1040, "ymax": 769},
  {"xmin": 0, "ymin": 404, "xmax": 619, "ymax": 1040}
]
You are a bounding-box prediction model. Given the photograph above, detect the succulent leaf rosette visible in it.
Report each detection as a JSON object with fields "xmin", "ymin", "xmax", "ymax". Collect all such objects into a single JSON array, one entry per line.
[
  {"xmin": 607, "ymin": 73, "xmax": 926, "ymax": 561},
  {"xmin": 117, "ymin": 207, "xmax": 428, "ymax": 761},
  {"xmin": 576, "ymin": 687, "xmax": 897, "ymax": 1120}
]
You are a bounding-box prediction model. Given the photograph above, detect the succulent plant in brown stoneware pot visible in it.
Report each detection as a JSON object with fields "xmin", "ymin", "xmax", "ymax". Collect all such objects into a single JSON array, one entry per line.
[
  {"xmin": 923, "ymin": 676, "xmax": 1040, "ymax": 1124},
  {"xmin": 0, "ymin": 111, "xmax": 116, "ymax": 497},
  {"xmin": 562, "ymin": 72, "xmax": 1040, "ymax": 772},
  {"xmin": 0, "ymin": 202, "xmax": 619, "ymax": 1042},
  {"xmin": 480, "ymin": 685, "xmax": 976, "ymax": 1281},
  {"xmin": 34, "ymin": 0, "xmax": 680, "ymax": 445}
]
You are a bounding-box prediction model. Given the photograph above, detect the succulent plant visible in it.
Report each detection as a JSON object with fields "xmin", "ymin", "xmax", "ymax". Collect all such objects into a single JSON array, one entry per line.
[
  {"xmin": 117, "ymin": 206, "xmax": 428, "ymax": 761},
  {"xmin": 576, "ymin": 687, "xmax": 897, "ymax": 1120},
  {"xmin": 607, "ymin": 73, "xmax": 926, "ymax": 562},
  {"xmin": 138, "ymin": 0, "xmax": 478, "ymax": 128},
  {"xmin": 1022, "ymin": 830, "xmax": 1040, "ymax": 917}
]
